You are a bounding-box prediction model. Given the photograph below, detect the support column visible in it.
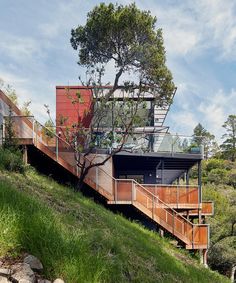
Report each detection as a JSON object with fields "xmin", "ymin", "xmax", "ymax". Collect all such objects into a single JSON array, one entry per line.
[
  {"xmin": 23, "ymin": 145, "xmax": 28, "ymax": 165},
  {"xmin": 200, "ymin": 249, "xmax": 208, "ymax": 267},
  {"xmin": 186, "ymin": 169, "xmax": 190, "ymax": 186},
  {"xmin": 161, "ymin": 160, "xmax": 164, "ymax": 184},
  {"xmin": 159, "ymin": 228, "xmax": 164, "ymax": 238},
  {"xmin": 198, "ymin": 160, "xmax": 202, "ymax": 224},
  {"xmin": 186, "ymin": 169, "xmax": 190, "ymax": 203}
]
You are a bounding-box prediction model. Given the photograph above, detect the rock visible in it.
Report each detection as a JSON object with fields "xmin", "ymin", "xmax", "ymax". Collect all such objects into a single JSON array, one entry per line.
[
  {"xmin": 0, "ymin": 276, "xmax": 10, "ymax": 283},
  {"xmin": 53, "ymin": 279, "xmax": 65, "ymax": 283},
  {"xmin": 0, "ymin": 269, "xmax": 11, "ymax": 276},
  {"xmin": 11, "ymin": 263, "xmax": 35, "ymax": 283},
  {"xmin": 38, "ymin": 280, "xmax": 51, "ymax": 283},
  {"xmin": 23, "ymin": 255, "xmax": 43, "ymax": 271}
]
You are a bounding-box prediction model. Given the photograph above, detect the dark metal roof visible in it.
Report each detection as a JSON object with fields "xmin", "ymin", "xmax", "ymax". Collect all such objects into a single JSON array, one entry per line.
[{"xmin": 113, "ymin": 151, "xmax": 201, "ymax": 171}]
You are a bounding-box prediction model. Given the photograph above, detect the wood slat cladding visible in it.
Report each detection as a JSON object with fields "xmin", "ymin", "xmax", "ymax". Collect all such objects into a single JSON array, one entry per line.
[{"xmin": 56, "ymin": 86, "xmax": 93, "ymax": 132}]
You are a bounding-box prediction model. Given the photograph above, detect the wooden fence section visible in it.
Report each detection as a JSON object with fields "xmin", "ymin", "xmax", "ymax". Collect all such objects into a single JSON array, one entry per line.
[
  {"xmin": 186, "ymin": 202, "xmax": 214, "ymax": 216},
  {"xmin": 115, "ymin": 180, "xmax": 209, "ymax": 249},
  {"xmin": 6, "ymin": 115, "xmax": 209, "ymax": 250},
  {"xmin": 142, "ymin": 184, "xmax": 199, "ymax": 205}
]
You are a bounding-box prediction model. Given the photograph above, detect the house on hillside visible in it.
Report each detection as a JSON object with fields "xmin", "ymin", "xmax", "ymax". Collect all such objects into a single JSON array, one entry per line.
[{"xmin": 0, "ymin": 86, "xmax": 213, "ymax": 265}]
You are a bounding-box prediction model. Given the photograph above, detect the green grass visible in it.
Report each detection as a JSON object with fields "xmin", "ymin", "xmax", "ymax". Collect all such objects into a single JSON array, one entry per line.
[{"xmin": 0, "ymin": 167, "xmax": 230, "ymax": 283}]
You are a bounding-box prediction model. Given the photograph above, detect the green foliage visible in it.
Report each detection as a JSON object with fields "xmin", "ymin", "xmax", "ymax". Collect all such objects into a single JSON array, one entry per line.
[
  {"xmin": 69, "ymin": 3, "xmax": 177, "ymax": 189},
  {"xmin": 20, "ymin": 100, "xmax": 32, "ymax": 116},
  {"xmin": 227, "ymin": 169, "xmax": 236, "ymax": 188},
  {"xmin": 205, "ymin": 158, "xmax": 225, "ymax": 172},
  {"xmin": 3, "ymin": 108, "xmax": 18, "ymax": 150},
  {"xmin": 208, "ymin": 237, "xmax": 236, "ymax": 278},
  {"xmin": 0, "ymin": 147, "xmax": 24, "ymax": 173},
  {"xmin": 71, "ymin": 2, "xmax": 175, "ymax": 102},
  {"xmin": 202, "ymin": 177, "xmax": 236, "ymax": 279},
  {"xmin": 221, "ymin": 115, "xmax": 236, "ymax": 162},
  {"xmin": 0, "ymin": 78, "xmax": 19, "ymax": 106},
  {"xmin": 42, "ymin": 120, "xmax": 55, "ymax": 139},
  {"xmin": 207, "ymin": 168, "xmax": 229, "ymax": 185},
  {"xmin": 192, "ymin": 123, "xmax": 217, "ymax": 159},
  {"xmin": 0, "ymin": 169, "xmax": 229, "ymax": 283}
]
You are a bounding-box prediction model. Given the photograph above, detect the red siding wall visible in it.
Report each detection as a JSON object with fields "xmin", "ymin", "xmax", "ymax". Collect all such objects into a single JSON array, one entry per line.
[{"xmin": 56, "ymin": 86, "xmax": 93, "ymax": 134}]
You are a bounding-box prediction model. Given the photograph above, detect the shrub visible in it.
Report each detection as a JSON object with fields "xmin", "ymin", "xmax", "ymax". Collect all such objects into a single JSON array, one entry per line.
[
  {"xmin": 227, "ymin": 169, "xmax": 236, "ymax": 188},
  {"xmin": 205, "ymin": 159, "xmax": 225, "ymax": 172},
  {"xmin": 0, "ymin": 147, "xmax": 25, "ymax": 173},
  {"xmin": 207, "ymin": 168, "xmax": 229, "ymax": 184}
]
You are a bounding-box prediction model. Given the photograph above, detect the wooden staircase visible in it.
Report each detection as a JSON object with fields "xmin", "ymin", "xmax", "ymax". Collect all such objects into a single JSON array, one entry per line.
[{"xmin": 6, "ymin": 115, "xmax": 210, "ymax": 250}]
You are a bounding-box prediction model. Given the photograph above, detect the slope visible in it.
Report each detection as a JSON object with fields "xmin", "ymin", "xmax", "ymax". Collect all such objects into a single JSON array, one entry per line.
[{"xmin": 0, "ymin": 167, "xmax": 229, "ymax": 283}]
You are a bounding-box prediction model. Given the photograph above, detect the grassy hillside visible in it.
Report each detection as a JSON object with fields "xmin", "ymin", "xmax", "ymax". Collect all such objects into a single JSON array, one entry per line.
[{"xmin": 0, "ymin": 166, "xmax": 230, "ymax": 283}]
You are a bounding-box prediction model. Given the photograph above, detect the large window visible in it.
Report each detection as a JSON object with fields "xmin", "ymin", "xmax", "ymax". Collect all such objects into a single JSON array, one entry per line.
[{"xmin": 93, "ymin": 100, "xmax": 154, "ymax": 129}]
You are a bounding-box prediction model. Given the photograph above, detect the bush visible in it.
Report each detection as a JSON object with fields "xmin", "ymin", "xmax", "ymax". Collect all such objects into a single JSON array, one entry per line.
[
  {"xmin": 207, "ymin": 168, "xmax": 229, "ymax": 184},
  {"xmin": 205, "ymin": 159, "xmax": 225, "ymax": 172},
  {"xmin": 227, "ymin": 169, "xmax": 236, "ymax": 188},
  {"xmin": 0, "ymin": 147, "xmax": 25, "ymax": 173}
]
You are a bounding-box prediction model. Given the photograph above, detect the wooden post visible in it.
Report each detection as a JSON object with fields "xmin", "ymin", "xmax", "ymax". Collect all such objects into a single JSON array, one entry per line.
[
  {"xmin": 198, "ymin": 161, "xmax": 202, "ymax": 224},
  {"xmin": 200, "ymin": 249, "xmax": 208, "ymax": 267},
  {"xmin": 186, "ymin": 170, "xmax": 190, "ymax": 203},
  {"xmin": 23, "ymin": 145, "xmax": 28, "ymax": 165},
  {"xmin": 159, "ymin": 228, "xmax": 164, "ymax": 238},
  {"xmin": 161, "ymin": 160, "xmax": 164, "ymax": 184},
  {"xmin": 186, "ymin": 170, "xmax": 189, "ymax": 185},
  {"xmin": 56, "ymin": 136, "xmax": 58, "ymax": 161},
  {"xmin": 231, "ymin": 265, "xmax": 236, "ymax": 283}
]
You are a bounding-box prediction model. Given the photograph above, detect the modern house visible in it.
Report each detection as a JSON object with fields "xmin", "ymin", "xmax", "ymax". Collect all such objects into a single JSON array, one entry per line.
[{"xmin": 0, "ymin": 86, "xmax": 214, "ymax": 265}]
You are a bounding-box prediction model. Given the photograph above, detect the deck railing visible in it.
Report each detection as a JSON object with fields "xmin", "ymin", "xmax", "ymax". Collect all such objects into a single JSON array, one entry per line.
[
  {"xmin": 115, "ymin": 179, "xmax": 208, "ymax": 248},
  {"xmin": 3, "ymin": 115, "xmax": 209, "ymax": 248},
  {"xmin": 141, "ymin": 184, "xmax": 199, "ymax": 205},
  {"xmin": 5, "ymin": 116, "xmax": 204, "ymax": 156}
]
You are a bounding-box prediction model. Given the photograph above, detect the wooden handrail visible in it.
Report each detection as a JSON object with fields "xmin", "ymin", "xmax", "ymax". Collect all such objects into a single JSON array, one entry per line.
[{"xmin": 7, "ymin": 114, "xmax": 209, "ymax": 248}]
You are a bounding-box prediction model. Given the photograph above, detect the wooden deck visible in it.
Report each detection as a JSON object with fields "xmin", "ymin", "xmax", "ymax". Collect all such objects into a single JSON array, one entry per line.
[{"xmin": 9, "ymin": 115, "xmax": 210, "ymax": 250}]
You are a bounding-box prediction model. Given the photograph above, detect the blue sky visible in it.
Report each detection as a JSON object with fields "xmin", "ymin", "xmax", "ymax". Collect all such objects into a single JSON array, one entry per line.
[{"xmin": 0, "ymin": 0, "xmax": 236, "ymax": 141}]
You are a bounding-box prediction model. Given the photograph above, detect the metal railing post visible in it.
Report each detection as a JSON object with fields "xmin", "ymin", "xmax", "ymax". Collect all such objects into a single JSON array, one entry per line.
[
  {"xmin": 32, "ymin": 118, "xmax": 35, "ymax": 142},
  {"xmin": 192, "ymin": 226, "xmax": 194, "ymax": 249},
  {"xmin": 152, "ymin": 196, "xmax": 154, "ymax": 219},
  {"xmin": 172, "ymin": 211, "xmax": 175, "ymax": 234},
  {"xmin": 176, "ymin": 186, "xmax": 179, "ymax": 208},
  {"xmin": 96, "ymin": 166, "xmax": 98, "ymax": 191},
  {"xmin": 56, "ymin": 136, "xmax": 58, "ymax": 161},
  {"xmin": 115, "ymin": 180, "xmax": 117, "ymax": 203},
  {"xmin": 35, "ymin": 122, "xmax": 38, "ymax": 145},
  {"xmin": 132, "ymin": 181, "xmax": 134, "ymax": 204},
  {"xmin": 2, "ymin": 119, "xmax": 5, "ymax": 142}
]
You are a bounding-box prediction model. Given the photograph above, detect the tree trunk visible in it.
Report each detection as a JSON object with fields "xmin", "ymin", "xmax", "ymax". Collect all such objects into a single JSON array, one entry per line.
[
  {"xmin": 75, "ymin": 165, "xmax": 90, "ymax": 192},
  {"xmin": 231, "ymin": 223, "xmax": 235, "ymax": 236},
  {"xmin": 76, "ymin": 175, "xmax": 85, "ymax": 191},
  {"xmin": 231, "ymin": 264, "xmax": 236, "ymax": 283}
]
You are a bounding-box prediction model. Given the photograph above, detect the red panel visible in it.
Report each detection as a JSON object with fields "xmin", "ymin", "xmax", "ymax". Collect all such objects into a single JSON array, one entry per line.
[{"xmin": 56, "ymin": 86, "xmax": 93, "ymax": 134}]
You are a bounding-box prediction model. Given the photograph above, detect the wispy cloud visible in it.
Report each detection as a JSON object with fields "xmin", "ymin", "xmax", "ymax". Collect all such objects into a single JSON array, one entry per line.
[
  {"xmin": 156, "ymin": 0, "xmax": 236, "ymax": 59},
  {"xmin": 0, "ymin": 32, "xmax": 44, "ymax": 63},
  {"xmin": 0, "ymin": 0, "xmax": 235, "ymax": 138}
]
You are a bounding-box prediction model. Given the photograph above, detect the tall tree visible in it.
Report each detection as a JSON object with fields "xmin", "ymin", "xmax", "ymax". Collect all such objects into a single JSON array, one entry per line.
[
  {"xmin": 208, "ymin": 237, "xmax": 236, "ymax": 282},
  {"xmin": 221, "ymin": 115, "xmax": 236, "ymax": 162},
  {"xmin": 192, "ymin": 123, "xmax": 216, "ymax": 159},
  {"xmin": 67, "ymin": 3, "xmax": 175, "ymax": 190}
]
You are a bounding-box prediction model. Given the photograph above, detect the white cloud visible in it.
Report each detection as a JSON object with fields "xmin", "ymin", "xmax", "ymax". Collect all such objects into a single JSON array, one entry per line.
[
  {"xmin": 146, "ymin": 0, "xmax": 236, "ymax": 59},
  {"xmin": 168, "ymin": 111, "xmax": 198, "ymax": 136},
  {"xmin": 198, "ymin": 88, "xmax": 236, "ymax": 140},
  {"xmin": 0, "ymin": 32, "xmax": 43, "ymax": 62}
]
